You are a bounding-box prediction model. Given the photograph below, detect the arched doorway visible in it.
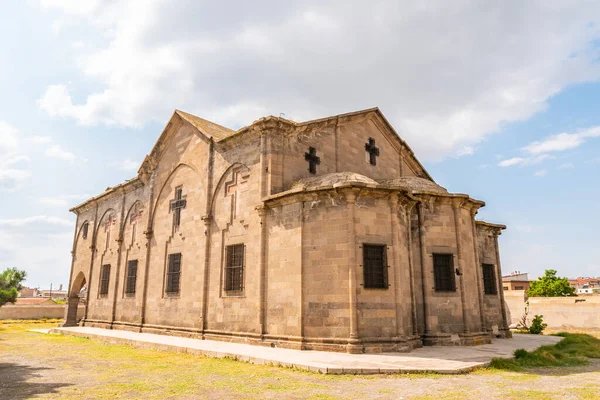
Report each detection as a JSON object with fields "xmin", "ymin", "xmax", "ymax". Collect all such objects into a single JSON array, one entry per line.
[{"xmin": 63, "ymin": 272, "xmax": 87, "ymax": 327}]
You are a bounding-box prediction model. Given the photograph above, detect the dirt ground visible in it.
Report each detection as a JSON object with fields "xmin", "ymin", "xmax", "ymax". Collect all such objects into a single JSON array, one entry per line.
[{"xmin": 1, "ymin": 322, "xmax": 599, "ymax": 400}]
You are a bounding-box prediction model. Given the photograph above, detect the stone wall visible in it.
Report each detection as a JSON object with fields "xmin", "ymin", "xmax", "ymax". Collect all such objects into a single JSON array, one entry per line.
[
  {"xmin": 0, "ymin": 305, "xmax": 85, "ymax": 320},
  {"xmin": 505, "ymin": 291, "xmax": 600, "ymax": 330}
]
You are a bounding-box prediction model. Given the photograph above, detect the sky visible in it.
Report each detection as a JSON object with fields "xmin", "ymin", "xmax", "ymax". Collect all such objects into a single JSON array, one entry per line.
[{"xmin": 1, "ymin": 0, "xmax": 600, "ymax": 288}]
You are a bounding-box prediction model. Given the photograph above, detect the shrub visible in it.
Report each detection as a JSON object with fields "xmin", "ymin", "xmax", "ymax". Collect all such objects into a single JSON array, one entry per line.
[
  {"xmin": 514, "ymin": 348, "xmax": 528, "ymax": 359},
  {"xmin": 529, "ymin": 315, "xmax": 547, "ymax": 335},
  {"xmin": 489, "ymin": 333, "xmax": 600, "ymax": 371}
]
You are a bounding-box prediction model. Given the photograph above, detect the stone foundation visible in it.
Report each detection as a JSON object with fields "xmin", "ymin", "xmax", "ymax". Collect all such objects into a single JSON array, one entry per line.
[
  {"xmin": 422, "ymin": 331, "xmax": 492, "ymax": 346},
  {"xmin": 81, "ymin": 319, "xmax": 492, "ymax": 353}
]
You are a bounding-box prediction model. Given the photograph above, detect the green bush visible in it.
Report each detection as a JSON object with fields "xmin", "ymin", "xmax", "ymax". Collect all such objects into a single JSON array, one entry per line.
[
  {"xmin": 529, "ymin": 315, "xmax": 547, "ymax": 335},
  {"xmin": 489, "ymin": 333, "xmax": 600, "ymax": 371},
  {"xmin": 514, "ymin": 348, "xmax": 528, "ymax": 359}
]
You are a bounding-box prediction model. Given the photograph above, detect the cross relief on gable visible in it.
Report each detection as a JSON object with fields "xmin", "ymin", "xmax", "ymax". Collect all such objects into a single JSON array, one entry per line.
[
  {"xmin": 129, "ymin": 203, "xmax": 144, "ymax": 247},
  {"xmin": 224, "ymin": 168, "xmax": 250, "ymax": 226},
  {"xmin": 130, "ymin": 203, "xmax": 144, "ymax": 224},
  {"xmin": 103, "ymin": 213, "xmax": 116, "ymax": 251}
]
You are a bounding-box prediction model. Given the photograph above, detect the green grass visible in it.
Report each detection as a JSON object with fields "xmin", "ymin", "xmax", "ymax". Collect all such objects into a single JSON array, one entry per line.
[
  {"xmin": 489, "ymin": 333, "xmax": 600, "ymax": 371},
  {"xmin": 3, "ymin": 322, "xmax": 600, "ymax": 399}
]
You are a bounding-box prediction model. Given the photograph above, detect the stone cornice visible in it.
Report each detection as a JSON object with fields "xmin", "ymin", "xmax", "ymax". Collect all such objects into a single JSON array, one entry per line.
[
  {"xmin": 262, "ymin": 182, "xmax": 486, "ymax": 210},
  {"xmin": 70, "ymin": 178, "xmax": 144, "ymax": 215},
  {"xmin": 476, "ymin": 220, "xmax": 507, "ymax": 235}
]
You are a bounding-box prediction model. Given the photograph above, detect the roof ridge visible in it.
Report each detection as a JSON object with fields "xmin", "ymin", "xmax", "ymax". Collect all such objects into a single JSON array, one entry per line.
[{"xmin": 175, "ymin": 110, "xmax": 235, "ymax": 139}]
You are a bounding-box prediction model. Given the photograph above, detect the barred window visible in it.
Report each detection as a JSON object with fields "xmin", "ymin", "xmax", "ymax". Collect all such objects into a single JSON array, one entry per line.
[
  {"xmin": 82, "ymin": 222, "xmax": 89, "ymax": 240},
  {"xmin": 125, "ymin": 260, "xmax": 138, "ymax": 296},
  {"xmin": 363, "ymin": 244, "xmax": 388, "ymax": 289},
  {"xmin": 482, "ymin": 263, "xmax": 497, "ymax": 294},
  {"xmin": 433, "ymin": 254, "xmax": 455, "ymax": 292},
  {"xmin": 166, "ymin": 253, "xmax": 181, "ymax": 295},
  {"xmin": 99, "ymin": 264, "xmax": 111, "ymax": 296},
  {"xmin": 225, "ymin": 244, "xmax": 244, "ymax": 292}
]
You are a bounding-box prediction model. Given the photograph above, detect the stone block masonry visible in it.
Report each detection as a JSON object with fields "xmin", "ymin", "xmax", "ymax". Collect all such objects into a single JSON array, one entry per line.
[{"xmin": 64, "ymin": 107, "xmax": 511, "ymax": 353}]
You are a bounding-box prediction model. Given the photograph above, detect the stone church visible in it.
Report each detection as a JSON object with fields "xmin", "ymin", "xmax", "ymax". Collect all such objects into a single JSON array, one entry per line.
[{"xmin": 65, "ymin": 107, "xmax": 511, "ymax": 353}]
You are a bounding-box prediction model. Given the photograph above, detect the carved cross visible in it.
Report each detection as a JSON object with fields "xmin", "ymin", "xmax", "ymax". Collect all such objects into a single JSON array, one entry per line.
[
  {"xmin": 225, "ymin": 169, "xmax": 249, "ymax": 224},
  {"xmin": 304, "ymin": 147, "xmax": 320, "ymax": 174},
  {"xmin": 365, "ymin": 137, "xmax": 380, "ymax": 166},
  {"xmin": 170, "ymin": 187, "xmax": 187, "ymax": 231},
  {"xmin": 130, "ymin": 203, "xmax": 143, "ymax": 224},
  {"xmin": 104, "ymin": 214, "xmax": 116, "ymax": 250}
]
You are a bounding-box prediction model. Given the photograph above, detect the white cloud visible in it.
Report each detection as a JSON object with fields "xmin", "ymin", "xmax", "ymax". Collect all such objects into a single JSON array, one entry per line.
[
  {"xmin": 0, "ymin": 121, "xmax": 19, "ymax": 151},
  {"xmin": 45, "ymin": 144, "xmax": 76, "ymax": 161},
  {"xmin": 498, "ymin": 157, "xmax": 525, "ymax": 167},
  {"xmin": 533, "ymin": 169, "xmax": 547, "ymax": 177},
  {"xmin": 498, "ymin": 154, "xmax": 553, "ymax": 168},
  {"xmin": 522, "ymin": 126, "xmax": 600, "ymax": 155},
  {"xmin": 500, "ymin": 125, "xmax": 600, "ymax": 169},
  {"xmin": 0, "ymin": 121, "xmax": 31, "ymax": 190},
  {"xmin": 31, "ymin": 136, "xmax": 53, "ymax": 144},
  {"xmin": 0, "ymin": 227, "xmax": 73, "ymax": 287},
  {"xmin": 40, "ymin": 0, "xmax": 99, "ymax": 15},
  {"xmin": 36, "ymin": 1, "xmax": 600, "ymax": 160},
  {"xmin": 0, "ymin": 215, "xmax": 72, "ymax": 227},
  {"xmin": 29, "ymin": 134, "xmax": 78, "ymax": 161},
  {"xmin": 39, "ymin": 194, "xmax": 90, "ymax": 207},
  {"xmin": 456, "ymin": 146, "xmax": 475, "ymax": 157}
]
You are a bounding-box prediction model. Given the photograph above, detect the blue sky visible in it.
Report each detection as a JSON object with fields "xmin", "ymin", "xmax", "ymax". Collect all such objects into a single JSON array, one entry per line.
[{"xmin": 1, "ymin": 1, "xmax": 599, "ymax": 288}]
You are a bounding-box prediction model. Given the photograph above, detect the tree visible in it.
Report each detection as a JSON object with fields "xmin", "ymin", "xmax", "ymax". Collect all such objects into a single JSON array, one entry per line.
[
  {"xmin": 0, "ymin": 268, "xmax": 27, "ymax": 307},
  {"xmin": 527, "ymin": 269, "xmax": 576, "ymax": 297}
]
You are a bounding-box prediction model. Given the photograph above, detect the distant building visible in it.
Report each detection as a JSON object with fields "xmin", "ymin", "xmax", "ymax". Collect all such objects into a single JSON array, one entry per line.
[
  {"xmin": 18, "ymin": 287, "xmax": 39, "ymax": 298},
  {"xmin": 39, "ymin": 284, "xmax": 68, "ymax": 300},
  {"xmin": 569, "ymin": 277, "xmax": 600, "ymax": 294},
  {"xmin": 502, "ymin": 271, "xmax": 530, "ymax": 291}
]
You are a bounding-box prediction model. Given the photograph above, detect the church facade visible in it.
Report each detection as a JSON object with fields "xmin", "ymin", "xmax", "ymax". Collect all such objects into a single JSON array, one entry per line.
[{"xmin": 65, "ymin": 108, "xmax": 511, "ymax": 353}]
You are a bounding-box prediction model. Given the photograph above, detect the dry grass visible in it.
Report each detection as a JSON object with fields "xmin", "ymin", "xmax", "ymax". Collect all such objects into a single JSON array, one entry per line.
[{"xmin": 1, "ymin": 322, "xmax": 600, "ymax": 399}]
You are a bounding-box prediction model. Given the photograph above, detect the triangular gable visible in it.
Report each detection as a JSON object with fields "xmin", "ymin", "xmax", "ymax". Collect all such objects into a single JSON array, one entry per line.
[
  {"xmin": 138, "ymin": 110, "xmax": 223, "ymax": 177},
  {"xmin": 286, "ymin": 107, "xmax": 433, "ymax": 181},
  {"xmin": 175, "ymin": 110, "xmax": 235, "ymax": 141},
  {"xmin": 369, "ymin": 108, "xmax": 433, "ymax": 181}
]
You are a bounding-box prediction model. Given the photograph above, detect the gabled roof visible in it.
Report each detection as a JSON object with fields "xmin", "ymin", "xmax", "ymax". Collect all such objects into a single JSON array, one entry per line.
[
  {"xmin": 72, "ymin": 107, "xmax": 434, "ymax": 213},
  {"xmin": 231, "ymin": 107, "xmax": 432, "ymax": 180},
  {"xmin": 175, "ymin": 110, "xmax": 236, "ymax": 141}
]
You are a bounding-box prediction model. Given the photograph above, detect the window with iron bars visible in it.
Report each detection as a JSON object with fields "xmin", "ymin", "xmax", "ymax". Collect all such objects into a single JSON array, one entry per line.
[
  {"xmin": 433, "ymin": 254, "xmax": 455, "ymax": 292},
  {"xmin": 99, "ymin": 264, "xmax": 111, "ymax": 296},
  {"xmin": 166, "ymin": 253, "xmax": 181, "ymax": 295},
  {"xmin": 225, "ymin": 244, "xmax": 244, "ymax": 292},
  {"xmin": 482, "ymin": 263, "xmax": 497, "ymax": 295},
  {"xmin": 363, "ymin": 244, "xmax": 388, "ymax": 289},
  {"xmin": 125, "ymin": 260, "xmax": 138, "ymax": 296}
]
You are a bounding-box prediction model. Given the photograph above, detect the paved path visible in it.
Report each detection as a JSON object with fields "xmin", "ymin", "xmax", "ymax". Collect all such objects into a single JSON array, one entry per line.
[{"xmin": 38, "ymin": 327, "xmax": 561, "ymax": 374}]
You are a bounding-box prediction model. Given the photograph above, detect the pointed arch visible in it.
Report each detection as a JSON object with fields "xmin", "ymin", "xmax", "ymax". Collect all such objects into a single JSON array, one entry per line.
[
  {"xmin": 150, "ymin": 162, "xmax": 197, "ymax": 228},
  {"xmin": 94, "ymin": 208, "xmax": 117, "ymax": 239},
  {"xmin": 209, "ymin": 163, "xmax": 251, "ymax": 215},
  {"xmin": 72, "ymin": 219, "xmax": 90, "ymax": 252},
  {"xmin": 121, "ymin": 200, "xmax": 144, "ymax": 234},
  {"xmin": 70, "ymin": 271, "xmax": 87, "ymax": 297}
]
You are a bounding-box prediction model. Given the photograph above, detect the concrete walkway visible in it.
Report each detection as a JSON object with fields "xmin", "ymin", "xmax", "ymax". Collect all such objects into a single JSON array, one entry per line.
[{"xmin": 37, "ymin": 327, "xmax": 562, "ymax": 374}]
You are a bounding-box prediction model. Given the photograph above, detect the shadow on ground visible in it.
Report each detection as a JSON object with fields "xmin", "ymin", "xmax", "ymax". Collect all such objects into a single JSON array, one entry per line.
[{"xmin": 0, "ymin": 362, "xmax": 71, "ymax": 400}]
